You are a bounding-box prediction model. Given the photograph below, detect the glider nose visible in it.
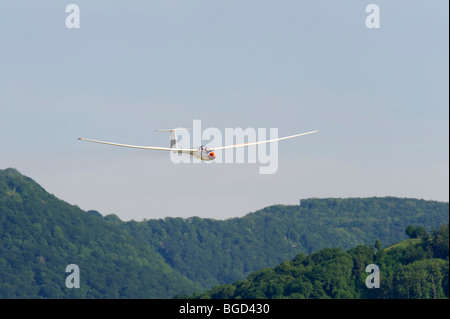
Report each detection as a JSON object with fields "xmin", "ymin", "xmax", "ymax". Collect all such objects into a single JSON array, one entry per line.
[{"xmin": 209, "ymin": 152, "xmax": 215, "ymax": 158}]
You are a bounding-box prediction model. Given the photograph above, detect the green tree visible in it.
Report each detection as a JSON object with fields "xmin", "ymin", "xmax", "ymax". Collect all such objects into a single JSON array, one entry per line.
[
  {"xmin": 415, "ymin": 226, "xmax": 429, "ymax": 239},
  {"xmin": 375, "ymin": 239, "xmax": 383, "ymax": 251},
  {"xmin": 405, "ymin": 225, "xmax": 416, "ymax": 238}
]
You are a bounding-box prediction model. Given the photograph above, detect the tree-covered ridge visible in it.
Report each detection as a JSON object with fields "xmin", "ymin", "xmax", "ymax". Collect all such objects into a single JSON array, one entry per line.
[
  {"xmin": 123, "ymin": 197, "xmax": 449, "ymax": 290},
  {"xmin": 0, "ymin": 168, "xmax": 200, "ymax": 298},
  {"xmin": 189, "ymin": 224, "xmax": 449, "ymax": 299},
  {"xmin": 0, "ymin": 168, "xmax": 448, "ymax": 298}
]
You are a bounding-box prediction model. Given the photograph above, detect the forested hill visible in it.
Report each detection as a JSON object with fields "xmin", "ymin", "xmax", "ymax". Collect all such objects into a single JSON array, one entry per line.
[
  {"xmin": 189, "ymin": 224, "xmax": 449, "ymax": 299},
  {"xmin": 0, "ymin": 168, "xmax": 448, "ymax": 298},
  {"xmin": 0, "ymin": 168, "xmax": 200, "ymax": 298},
  {"xmin": 122, "ymin": 196, "xmax": 449, "ymax": 289}
]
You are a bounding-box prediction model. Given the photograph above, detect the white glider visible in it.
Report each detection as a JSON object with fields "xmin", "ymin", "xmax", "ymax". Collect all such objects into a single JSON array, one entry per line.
[{"xmin": 78, "ymin": 129, "xmax": 319, "ymax": 161}]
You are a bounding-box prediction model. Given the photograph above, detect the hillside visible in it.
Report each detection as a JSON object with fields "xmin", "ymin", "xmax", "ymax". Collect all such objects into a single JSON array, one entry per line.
[
  {"xmin": 122, "ymin": 197, "xmax": 449, "ymax": 289},
  {"xmin": 190, "ymin": 224, "xmax": 449, "ymax": 299},
  {"xmin": 0, "ymin": 168, "xmax": 200, "ymax": 298},
  {"xmin": 0, "ymin": 168, "xmax": 448, "ymax": 298}
]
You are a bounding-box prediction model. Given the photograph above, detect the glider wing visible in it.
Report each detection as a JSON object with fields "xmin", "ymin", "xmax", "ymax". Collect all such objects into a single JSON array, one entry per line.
[{"xmin": 209, "ymin": 130, "xmax": 319, "ymax": 151}]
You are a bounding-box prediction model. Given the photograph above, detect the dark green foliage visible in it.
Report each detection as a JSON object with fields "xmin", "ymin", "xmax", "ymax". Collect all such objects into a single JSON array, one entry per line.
[
  {"xmin": 375, "ymin": 239, "xmax": 383, "ymax": 251},
  {"xmin": 0, "ymin": 168, "xmax": 200, "ymax": 298},
  {"xmin": 123, "ymin": 197, "xmax": 448, "ymax": 290},
  {"xmin": 405, "ymin": 225, "xmax": 416, "ymax": 238},
  {"xmin": 0, "ymin": 168, "xmax": 448, "ymax": 298},
  {"xmin": 191, "ymin": 224, "xmax": 449, "ymax": 299}
]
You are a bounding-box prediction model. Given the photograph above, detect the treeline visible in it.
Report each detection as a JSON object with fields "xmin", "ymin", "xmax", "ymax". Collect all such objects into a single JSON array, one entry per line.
[
  {"xmin": 188, "ymin": 224, "xmax": 449, "ymax": 299},
  {"xmin": 0, "ymin": 168, "xmax": 200, "ymax": 298},
  {"xmin": 123, "ymin": 197, "xmax": 449, "ymax": 289},
  {"xmin": 0, "ymin": 168, "xmax": 449, "ymax": 298}
]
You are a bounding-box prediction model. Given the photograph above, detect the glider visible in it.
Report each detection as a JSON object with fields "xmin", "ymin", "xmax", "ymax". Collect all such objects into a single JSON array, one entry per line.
[{"xmin": 78, "ymin": 128, "xmax": 319, "ymax": 161}]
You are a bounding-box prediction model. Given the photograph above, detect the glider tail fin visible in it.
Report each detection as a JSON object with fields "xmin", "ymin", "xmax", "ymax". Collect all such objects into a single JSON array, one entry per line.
[
  {"xmin": 170, "ymin": 130, "xmax": 180, "ymax": 149},
  {"xmin": 155, "ymin": 128, "xmax": 192, "ymax": 149}
]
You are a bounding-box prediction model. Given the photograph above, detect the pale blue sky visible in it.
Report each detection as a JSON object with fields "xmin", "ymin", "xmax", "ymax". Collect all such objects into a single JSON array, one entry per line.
[{"xmin": 1, "ymin": 1, "xmax": 448, "ymax": 220}]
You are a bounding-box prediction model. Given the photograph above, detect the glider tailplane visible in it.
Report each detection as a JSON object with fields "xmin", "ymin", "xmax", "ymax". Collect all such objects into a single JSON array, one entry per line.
[{"xmin": 155, "ymin": 128, "xmax": 192, "ymax": 149}]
